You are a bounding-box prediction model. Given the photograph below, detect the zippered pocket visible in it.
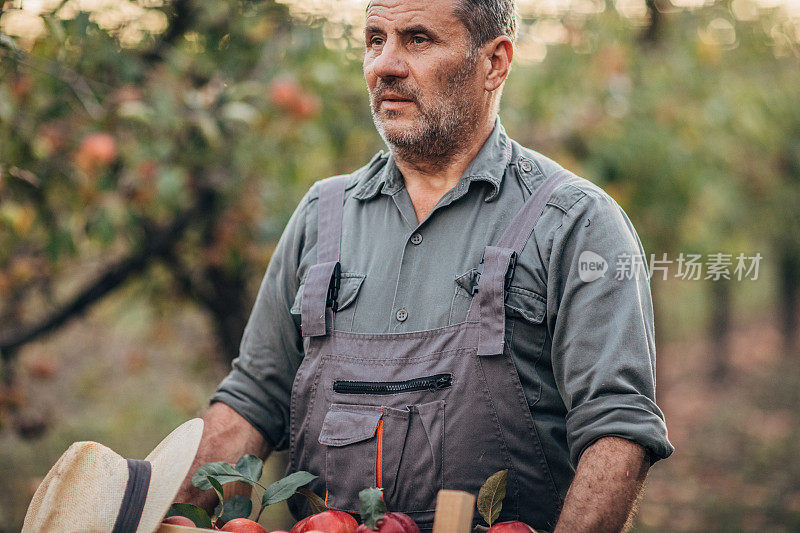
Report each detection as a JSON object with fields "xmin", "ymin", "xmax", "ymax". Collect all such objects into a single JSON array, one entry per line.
[{"xmin": 333, "ymin": 373, "xmax": 452, "ymax": 395}]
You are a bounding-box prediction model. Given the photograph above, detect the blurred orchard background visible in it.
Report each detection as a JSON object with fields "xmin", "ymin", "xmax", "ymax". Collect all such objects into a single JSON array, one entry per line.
[{"xmin": 1, "ymin": 0, "xmax": 799, "ymax": 530}]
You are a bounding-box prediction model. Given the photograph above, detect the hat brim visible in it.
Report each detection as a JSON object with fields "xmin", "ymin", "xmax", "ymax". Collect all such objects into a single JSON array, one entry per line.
[{"xmin": 138, "ymin": 418, "xmax": 204, "ymax": 533}]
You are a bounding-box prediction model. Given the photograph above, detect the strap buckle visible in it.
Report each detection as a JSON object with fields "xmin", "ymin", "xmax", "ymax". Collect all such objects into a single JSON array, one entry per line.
[
  {"xmin": 505, "ymin": 252, "xmax": 518, "ymax": 292},
  {"xmin": 471, "ymin": 251, "xmax": 517, "ymax": 297},
  {"xmin": 326, "ymin": 262, "xmax": 341, "ymax": 311}
]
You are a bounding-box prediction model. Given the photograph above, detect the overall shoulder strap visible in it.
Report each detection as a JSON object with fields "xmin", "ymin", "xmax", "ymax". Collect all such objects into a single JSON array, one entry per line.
[
  {"xmin": 301, "ymin": 176, "xmax": 348, "ymax": 337},
  {"xmin": 471, "ymin": 169, "xmax": 574, "ymax": 355},
  {"xmin": 315, "ymin": 176, "xmax": 348, "ymax": 263},
  {"xmin": 496, "ymin": 168, "xmax": 575, "ymax": 254}
]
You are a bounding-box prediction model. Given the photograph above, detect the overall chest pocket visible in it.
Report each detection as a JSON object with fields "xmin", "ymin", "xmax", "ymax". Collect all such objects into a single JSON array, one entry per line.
[
  {"xmin": 318, "ymin": 399, "xmax": 444, "ymax": 514},
  {"xmin": 291, "ymin": 272, "xmax": 366, "ymax": 332},
  {"xmin": 451, "ymin": 269, "xmax": 550, "ymax": 405}
]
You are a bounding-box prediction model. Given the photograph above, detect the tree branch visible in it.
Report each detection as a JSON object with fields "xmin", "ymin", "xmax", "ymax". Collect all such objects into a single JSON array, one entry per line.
[
  {"xmin": 143, "ymin": 0, "xmax": 194, "ymax": 63},
  {"xmin": 0, "ymin": 205, "xmax": 201, "ymax": 360},
  {"xmin": 160, "ymin": 248, "xmax": 218, "ymax": 315},
  {"xmin": 639, "ymin": 0, "xmax": 662, "ymax": 46}
]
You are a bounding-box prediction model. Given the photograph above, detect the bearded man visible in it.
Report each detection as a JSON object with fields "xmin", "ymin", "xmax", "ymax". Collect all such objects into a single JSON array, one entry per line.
[{"xmin": 175, "ymin": 1, "xmax": 673, "ymax": 531}]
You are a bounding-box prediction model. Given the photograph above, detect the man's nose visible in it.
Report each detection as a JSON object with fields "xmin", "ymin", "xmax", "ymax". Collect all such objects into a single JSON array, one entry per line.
[{"xmin": 370, "ymin": 38, "xmax": 409, "ymax": 79}]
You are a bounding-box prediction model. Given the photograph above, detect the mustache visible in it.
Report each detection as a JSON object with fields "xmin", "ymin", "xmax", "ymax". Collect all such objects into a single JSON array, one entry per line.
[{"xmin": 371, "ymin": 80, "xmax": 420, "ymax": 104}]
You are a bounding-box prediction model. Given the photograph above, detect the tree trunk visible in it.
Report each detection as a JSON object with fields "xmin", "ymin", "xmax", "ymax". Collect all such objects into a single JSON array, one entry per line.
[
  {"xmin": 778, "ymin": 249, "xmax": 800, "ymax": 357},
  {"xmin": 709, "ymin": 278, "xmax": 732, "ymax": 382},
  {"xmin": 640, "ymin": 0, "xmax": 664, "ymax": 46},
  {"xmin": 204, "ymin": 266, "xmax": 250, "ymax": 364}
]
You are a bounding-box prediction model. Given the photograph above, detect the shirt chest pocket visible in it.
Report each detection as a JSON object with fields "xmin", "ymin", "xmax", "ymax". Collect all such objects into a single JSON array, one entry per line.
[
  {"xmin": 450, "ymin": 269, "xmax": 546, "ymax": 326},
  {"xmin": 291, "ymin": 272, "xmax": 366, "ymax": 332},
  {"xmin": 505, "ymin": 286, "xmax": 549, "ymax": 406}
]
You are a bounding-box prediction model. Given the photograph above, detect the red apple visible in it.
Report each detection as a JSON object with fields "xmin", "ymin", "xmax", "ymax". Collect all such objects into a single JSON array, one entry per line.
[
  {"xmin": 487, "ymin": 521, "xmax": 537, "ymax": 533},
  {"xmin": 288, "ymin": 92, "xmax": 320, "ymax": 119},
  {"xmin": 162, "ymin": 515, "xmax": 197, "ymax": 526},
  {"xmin": 269, "ymin": 77, "xmax": 300, "ymax": 109},
  {"xmin": 290, "ymin": 510, "xmax": 358, "ymax": 533},
  {"xmin": 220, "ymin": 518, "xmax": 268, "ymax": 532},
  {"xmin": 74, "ymin": 132, "xmax": 117, "ymax": 173},
  {"xmin": 355, "ymin": 512, "xmax": 419, "ymax": 533}
]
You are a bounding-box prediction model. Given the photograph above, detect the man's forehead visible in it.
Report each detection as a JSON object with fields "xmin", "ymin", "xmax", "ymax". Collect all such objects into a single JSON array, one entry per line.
[{"xmin": 366, "ymin": 0, "xmax": 459, "ymax": 28}]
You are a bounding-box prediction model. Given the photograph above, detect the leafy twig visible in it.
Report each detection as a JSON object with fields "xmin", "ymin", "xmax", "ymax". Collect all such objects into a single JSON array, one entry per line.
[
  {"xmin": 192, "ymin": 454, "xmax": 317, "ymax": 523},
  {"xmin": 359, "ymin": 488, "xmax": 386, "ymax": 530},
  {"xmin": 477, "ymin": 470, "xmax": 508, "ymax": 527}
]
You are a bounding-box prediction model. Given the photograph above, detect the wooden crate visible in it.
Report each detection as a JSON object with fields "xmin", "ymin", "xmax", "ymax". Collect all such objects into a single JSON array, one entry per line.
[{"xmin": 158, "ymin": 489, "xmax": 477, "ymax": 533}]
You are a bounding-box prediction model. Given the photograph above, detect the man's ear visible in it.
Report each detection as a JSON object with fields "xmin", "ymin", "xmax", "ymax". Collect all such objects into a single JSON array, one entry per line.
[{"xmin": 484, "ymin": 36, "xmax": 513, "ymax": 92}]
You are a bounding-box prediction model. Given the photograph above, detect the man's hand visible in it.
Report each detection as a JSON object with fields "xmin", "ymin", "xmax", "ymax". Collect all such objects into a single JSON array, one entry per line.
[
  {"xmin": 553, "ymin": 437, "xmax": 650, "ymax": 533},
  {"xmin": 174, "ymin": 402, "xmax": 272, "ymax": 513}
]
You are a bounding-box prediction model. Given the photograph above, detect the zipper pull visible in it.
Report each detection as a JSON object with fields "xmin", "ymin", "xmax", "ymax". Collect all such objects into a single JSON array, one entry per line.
[{"xmin": 434, "ymin": 375, "xmax": 452, "ymax": 390}]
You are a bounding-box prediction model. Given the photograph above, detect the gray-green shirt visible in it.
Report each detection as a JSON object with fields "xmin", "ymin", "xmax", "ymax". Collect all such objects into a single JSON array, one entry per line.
[{"xmin": 212, "ymin": 119, "xmax": 673, "ymax": 497}]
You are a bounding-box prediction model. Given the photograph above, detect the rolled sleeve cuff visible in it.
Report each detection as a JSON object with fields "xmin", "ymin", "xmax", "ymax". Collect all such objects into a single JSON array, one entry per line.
[
  {"xmin": 566, "ymin": 393, "xmax": 674, "ymax": 467},
  {"xmin": 210, "ymin": 365, "xmax": 288, "ymax": 451}
]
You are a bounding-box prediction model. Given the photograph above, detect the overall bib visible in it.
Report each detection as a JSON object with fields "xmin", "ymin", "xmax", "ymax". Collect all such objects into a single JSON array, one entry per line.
[{"xmin": 289, "ymin": 169, "xmax": 572, "ymax": 531}]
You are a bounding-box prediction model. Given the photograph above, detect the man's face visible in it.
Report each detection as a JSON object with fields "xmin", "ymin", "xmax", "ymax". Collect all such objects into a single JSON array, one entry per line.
[{"xmin": 364, "ymin": 0, "xmax": 484, "ymax": 162}]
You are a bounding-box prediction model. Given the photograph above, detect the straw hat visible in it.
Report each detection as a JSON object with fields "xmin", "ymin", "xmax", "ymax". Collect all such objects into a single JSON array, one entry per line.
[{"xmin": 22, "ymin": 418, "xmax": 204, "ymax": 533}]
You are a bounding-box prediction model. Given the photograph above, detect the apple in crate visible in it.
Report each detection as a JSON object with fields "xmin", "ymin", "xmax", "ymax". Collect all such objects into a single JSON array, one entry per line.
[
  {"xmin": 220, "ymin": 518, "xmax": 268, "ymax": 532},
  {"xmin": 291, "ymin": 510, "xmax": 358, "ymax": 533},
  {"xmin": 355, "ymin": 489, "xmax": 420, "ymax": 533},
  {"xmin": 487, "ymin": 522, "xmax": 536, "ymax": 533},
  {"xmin": 162, "ymin": 516, "xmax": 198, "ymax": 527}
]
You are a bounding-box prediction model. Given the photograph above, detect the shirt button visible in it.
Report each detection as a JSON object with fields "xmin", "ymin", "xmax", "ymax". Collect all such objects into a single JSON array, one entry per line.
[
  {"xmin": 410, "ymin": 233, "xmax": 423, "ymax": 245},
  {"xmin": 520, "ymin": 160, "xmax": 533, "ymax": 173},
  {"xmin": 396, "ymin": 308, "xmax": 408, "ymax": 322}
]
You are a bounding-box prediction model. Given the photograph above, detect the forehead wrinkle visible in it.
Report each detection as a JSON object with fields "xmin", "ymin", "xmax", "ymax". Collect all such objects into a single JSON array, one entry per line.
[
  {"xmin": 367, "ymin": 0, "xmax": 429, "ymax": 16},
  {"xmin": 366, "ymin": 0, "xmax": 461, "ymax": 40}
]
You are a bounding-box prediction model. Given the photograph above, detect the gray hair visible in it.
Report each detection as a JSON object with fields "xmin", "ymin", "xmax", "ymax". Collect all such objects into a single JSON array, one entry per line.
[{"xmin": 453, "ymin": 0, "xmax": 518, "ymax": 53}]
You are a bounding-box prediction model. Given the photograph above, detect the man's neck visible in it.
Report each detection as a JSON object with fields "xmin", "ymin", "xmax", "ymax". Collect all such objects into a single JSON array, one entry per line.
[{"xmin": 393, "ymin": 116, "xmax": 496, "ymax": 224}]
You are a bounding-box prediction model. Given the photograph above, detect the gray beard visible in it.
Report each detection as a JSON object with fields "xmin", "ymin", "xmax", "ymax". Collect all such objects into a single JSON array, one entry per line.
[{"xmin": 369, "ymin": 56, "xmax": 481, "ymax": 166}]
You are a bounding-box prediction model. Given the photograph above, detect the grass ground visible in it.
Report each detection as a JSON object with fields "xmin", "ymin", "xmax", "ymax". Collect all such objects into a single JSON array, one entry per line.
[{"xmin": 1, "ymin": 276, "xmax": 798, "ymax": 532}]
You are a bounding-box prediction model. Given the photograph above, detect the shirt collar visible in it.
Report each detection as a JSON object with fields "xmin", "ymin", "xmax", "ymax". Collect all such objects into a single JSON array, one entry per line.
[{"xmin": 352, "ymin": 117, "xmax": 512, "ymax": 202}]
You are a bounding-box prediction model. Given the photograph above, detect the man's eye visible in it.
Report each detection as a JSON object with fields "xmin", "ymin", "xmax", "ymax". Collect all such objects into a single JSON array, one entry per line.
[
  {"xmin": 369, "ymin": 37, "xmax": 385, "ymax": 47},
  {"xmin": 411, "ymin": 35, "xmax": 428, "ymax": 45}
]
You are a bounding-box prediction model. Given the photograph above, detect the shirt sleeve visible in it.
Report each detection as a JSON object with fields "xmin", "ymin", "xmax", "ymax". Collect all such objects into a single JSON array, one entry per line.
[
  {"xmin": 548, "ymin": 189, "xmax": 674, "ymax": 466},
  {"xmin": 210, "ymin": 191, "xmax": 312, "ymax": 451}
]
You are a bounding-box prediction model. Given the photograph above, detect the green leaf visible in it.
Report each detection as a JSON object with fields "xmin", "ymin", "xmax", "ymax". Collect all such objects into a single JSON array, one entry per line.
[
  {"xmin": 261, "ymin": 471, "xmax": 318, "ymax": 507},
  {"xmin": 477, "ymin": 469, "xmax": 508, "ymax": 527},
  {"xmin": 215, "ymin": 495, "xmax": 253, "ymax": 524},
  {"xmin": 46, "ymin": 229, "xmax": 75, "ymax": 262},
  {"xmin": 358, "ymin": 488, "xmax": 386, "ymax": 530},
  {"xmin": 165, "ymin": 503, "xmax": 214, "ymax": 529},
  {"xmin": 209, "ymin": 476, "xmax": 225, "ymax": 507},
  {"xmin": 192, "ymin": 462, "xmax": 252, "ymax": 490},
  {"xmin": 297, "ymin": 487, "xmax": 328, "ymax": 514},
  {"xmin": 235, "ymin": 454, "xmax": 264, "ymax": 483}
]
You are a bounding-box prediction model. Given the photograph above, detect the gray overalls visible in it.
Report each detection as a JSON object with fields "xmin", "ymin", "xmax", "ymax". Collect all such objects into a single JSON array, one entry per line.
[{"xmin": 288, "ymin": 170, "xmax": 572, "ymax": 531}]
